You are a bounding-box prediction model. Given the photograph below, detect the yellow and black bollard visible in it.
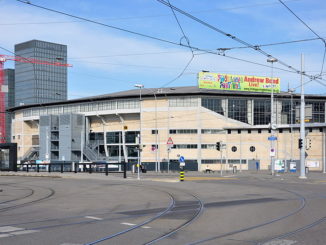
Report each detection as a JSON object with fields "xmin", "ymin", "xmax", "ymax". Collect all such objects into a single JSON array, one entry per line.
[{"xmin": 179, "ymin": 170, "xmax": 185, "ymax": 181}]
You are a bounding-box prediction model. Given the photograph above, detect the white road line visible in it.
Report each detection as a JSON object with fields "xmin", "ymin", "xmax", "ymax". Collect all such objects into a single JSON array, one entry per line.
[
  {"xmin": 11, "ymin": 230, "xmax": 39, "ymax": 235},
  {"xmin": 85, "ymin": 216, "xmax": 103, "ymax": 220},
  {"xmin": 0, "ymin": 226, "xmax": 24, "ymax": 233},
  {"xmin": 0, "ymin": 234, "xmax": 12, "ymax": 238},
  {"xmin": 141, "ymin": 226, "xmax": 151, "ymax": 229},
  {"xmin": 121, "ymin": 222, "xmax": 136, "ymax": 226}
]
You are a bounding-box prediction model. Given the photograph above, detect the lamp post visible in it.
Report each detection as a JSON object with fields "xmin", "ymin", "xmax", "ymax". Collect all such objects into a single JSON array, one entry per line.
[
  {"xmin": 134, "ymin": 84, "xmax": 144, "ymax": 180},
  {"xmin": 267, "ymin": 57, "xmax": 278, "ymax": 176},
  {"xmin": 288, "ymin": 88, "xmax": 295, "ymax": 163}
]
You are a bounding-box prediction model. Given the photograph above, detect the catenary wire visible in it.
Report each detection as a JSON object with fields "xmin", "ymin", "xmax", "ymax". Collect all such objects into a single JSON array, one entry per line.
[
  {"xmin": 156, "ymin": 0, "xmax": 321, "ymax": 82},
  {"xmin": 4, "ymin": 0, "xmax": 302, "ymax": 26},
  {"xmin": 158, "ymin": 0, "xmax": 195, "ymax": 88},
  {"xmin": 15, "ymin": 0, "xmax": 324, "ymax": 90},
  {"xmin": 217, "ymin": 37, "xmax": 323, "ymax": 51},
  {"xmin": 278, "ymin": 0, "xmax": 326, "ymax": 76}
]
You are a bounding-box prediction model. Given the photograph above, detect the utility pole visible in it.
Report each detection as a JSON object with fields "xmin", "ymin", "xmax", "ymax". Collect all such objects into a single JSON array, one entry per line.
[
  {"xmin": 267, "ymin": 57, "xmax": 278, "ymax": 175},
  {"xmin": 299, "ymin": 54, "xmax": 307, "ymax": 179}
]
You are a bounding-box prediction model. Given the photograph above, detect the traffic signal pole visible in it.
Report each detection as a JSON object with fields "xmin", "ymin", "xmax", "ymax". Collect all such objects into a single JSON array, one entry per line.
[{"xmin": 299, "ymin": 54, "xmax": 307, "ymax": 179}]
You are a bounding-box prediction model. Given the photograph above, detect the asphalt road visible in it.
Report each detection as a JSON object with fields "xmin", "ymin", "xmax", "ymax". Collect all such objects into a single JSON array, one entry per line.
[{"xmin": 0, "ymin": 172, "xmax": 326, "ymax": 245}]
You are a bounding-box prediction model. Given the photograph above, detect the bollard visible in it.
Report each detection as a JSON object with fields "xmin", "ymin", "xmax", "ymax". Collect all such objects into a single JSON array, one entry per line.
[
  {"xmin": 61, "ymin": 164, "xmax": 64, "ymax": 173},
  {"xmin": 74, "ymin": 162, "xmax": 78, "ymax": 173},
  {"xmin": 89, "ymin": 163, "xmax": 92, "ymax": 174},
  {"xmin": 105, "ymin": 163, "xmax": 108, "ymax": 176},
  {"xmin": 26, "ymin": 164, "xmax": 29, "ymax": 172},
  {"xmin": 48, "ymin": 164, "xmax": 51, "ymax": 173},
  {"xmin": 179, "ymin": 170, "xmax": 185, "ymax": 181},
  {"xmin": 123, "ymin": 161, "xmax": 127, "ymax": 179},
  {"xmin": 37, "ymin": 164, "xmax": 39, "ymax": 173}
]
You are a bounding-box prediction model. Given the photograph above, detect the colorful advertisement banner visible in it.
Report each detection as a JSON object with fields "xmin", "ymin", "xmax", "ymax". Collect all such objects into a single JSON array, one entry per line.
[{"xmin": 198, "ymin": 72, "xmax": 281, "ymax": 93}]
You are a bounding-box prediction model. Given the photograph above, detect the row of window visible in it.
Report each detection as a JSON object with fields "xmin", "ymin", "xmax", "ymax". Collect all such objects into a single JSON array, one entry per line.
[
  {"xmin": 202, "ymin": 159, "xmax": 247, "ymax": 164},
  {"xmin": 152, "ymin": 129, "xmax": 225, "ymax": 134},
  {"xmin": 23, "ymin": 99, "xmax": 140, "ymax": 117},
  {"xmin": 202, "ymin": 97, "xmax": 325, "ymax": 124}
]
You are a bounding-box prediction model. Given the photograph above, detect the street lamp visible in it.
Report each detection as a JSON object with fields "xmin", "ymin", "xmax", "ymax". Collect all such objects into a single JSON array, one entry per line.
[
  {"xmin": 134, "ymin": 84, "xmax": 144, "ymax": 180},
  {"xmin": 267, "ymin": 57, "xmax": 278, "ymax": 175}
]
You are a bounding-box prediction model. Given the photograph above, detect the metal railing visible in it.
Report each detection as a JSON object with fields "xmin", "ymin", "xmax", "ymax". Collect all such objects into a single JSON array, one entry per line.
[{"xmin": 16, "ymin": 161, "xmax": 127, "ymax": 178}]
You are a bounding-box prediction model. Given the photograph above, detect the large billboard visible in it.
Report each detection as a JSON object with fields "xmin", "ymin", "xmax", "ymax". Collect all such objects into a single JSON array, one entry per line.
[{"xmin": 198, "ymin": 72, "xmax": 281, "ymax": 93}]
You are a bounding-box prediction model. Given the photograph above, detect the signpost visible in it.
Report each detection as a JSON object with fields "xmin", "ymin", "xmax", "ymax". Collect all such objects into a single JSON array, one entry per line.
[
  {"xmin": 268, "ymin": 136, "xmax": 277, "ymax": 141},
  {"xmin": 167, "ymin": 137, "xmax": 174, "ymax": 173}
]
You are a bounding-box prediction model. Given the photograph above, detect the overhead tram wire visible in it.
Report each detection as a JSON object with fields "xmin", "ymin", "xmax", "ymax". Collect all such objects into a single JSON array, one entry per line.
[
  {"xmin": 278, "ymin": 0, "xmax": 326, "ymax": 76},
  {"xmin": 156, "ymin": 0, "xmax": 322, "ymax": 82},
  {"xmin": 217, "ymin": 37, "xmax": 323, "ymax": 51},
  {"xmin": 17, "ymin": 0, "xmax": 322, "ymax": 87},
  {"xmin": 159, "ymin": 0, "xmax": 195, "ymax": 88}
]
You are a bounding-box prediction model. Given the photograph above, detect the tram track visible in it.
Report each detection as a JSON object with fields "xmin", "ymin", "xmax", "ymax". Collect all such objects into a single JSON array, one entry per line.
[
  {"xmin": 185, "ymin": 180, "xmax": 325, "ymax": 245},
  {"xmin": 0, "ymin": 184, "xmax": 35, "ymax": 205},
  {"xmin": 0, "ymin": 183, "xmax": 55, "ymax": 213}
]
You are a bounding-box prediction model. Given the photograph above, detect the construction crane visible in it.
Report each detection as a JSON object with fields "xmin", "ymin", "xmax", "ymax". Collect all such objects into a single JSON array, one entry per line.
[{"xmin": 0, "ymin": 54, "xmax": 72, "ymax": 143}]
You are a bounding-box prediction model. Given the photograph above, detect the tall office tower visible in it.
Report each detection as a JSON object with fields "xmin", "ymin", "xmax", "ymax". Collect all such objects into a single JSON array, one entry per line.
[
  {"xmin": 4, "ymin": 69, "xmax": 15, "ymax": 142},
  {"xmin": 14, "ymin": 40, "xmax": 68, "ymax": 106}
]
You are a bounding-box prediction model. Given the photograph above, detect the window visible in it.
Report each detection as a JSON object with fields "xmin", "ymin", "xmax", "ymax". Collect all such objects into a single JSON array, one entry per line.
[
  {"xmin": 306, "ymin": 101, "xmax": 325, "ymax": 123},
  {"xmin": 117, "ymin": 100, "xmax": 139, "ymax": 109},
  {"xmin": 281, "ymin": 100, "xmax": 296, "ymax": 124},
  {"xmin": 125, "ymin": 131, "xmax": 140, "ymax": 143},
  {"xmin": 169, "ymin": 97, "xmax": 198, "ymax": 107},
  {"xmin": 151, "ymin": 130, "xmax": 158, "ymax": 134},
  {"xmin": 107, "ymin": 132, "xmax": 122, "ymax": 144},
  {"xmin": 201, "ymin": 144, "xmax": 215, "ymax": 149},
  {"xmin": 169, "ymin": 129, "xmax": 197, "ymax": 134},
  {"xmin": 172, "ymin": 144, "xmax": 197, "ymax": 149},
  {"xmin": 201, "ymin": 129, "xmax": 225, "ymax": 134},
  {"xmin": 237, "ymin": 129, "xmax": 241, "ymax": 134},
  {"xmin": 227, "ymin": 129, "xmax": 231, "ymax": 134},
  {"xmin": 254, "ymin": 100, "xmax": 271, "ymax": 125},
  {"xmin": 228, "ymin": 99, "xmax": 248, "ymax": 123},
  {"xmin": 202, "ymin": 98, "xmax": 224, "ymax": 115},
  {"xmin": 258, "ymin": 129, "xmax": 262, "ymax": 134}
]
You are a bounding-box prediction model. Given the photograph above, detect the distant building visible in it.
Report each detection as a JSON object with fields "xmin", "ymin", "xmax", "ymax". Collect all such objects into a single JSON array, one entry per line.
[
  {"xmin": 4, "ymin": 69, "xmax": 15, "ymax": 142},
  {"xmin": 9, "ymin": 86, "xmax": 326, "ymax": 172},
  {"xmin": 14, "ymin": 40, "xmax": 67, "ymax": 106}
]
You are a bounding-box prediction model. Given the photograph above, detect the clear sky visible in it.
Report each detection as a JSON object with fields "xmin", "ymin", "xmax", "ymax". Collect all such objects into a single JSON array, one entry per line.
[{"xmin": 1, "ymin": 0, "xmax": 326, "ymax": 98}]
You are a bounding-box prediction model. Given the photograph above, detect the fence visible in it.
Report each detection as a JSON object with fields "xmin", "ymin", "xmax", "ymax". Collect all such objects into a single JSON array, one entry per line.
[{"xmin": 16, "ymin": 161, "xmax": 127, "ymax": 178}]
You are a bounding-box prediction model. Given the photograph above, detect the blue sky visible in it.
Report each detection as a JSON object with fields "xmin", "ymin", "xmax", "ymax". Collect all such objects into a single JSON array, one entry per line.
[{"xmin": 1, "ymin": 0, "xmax": 326, "ymax": 98}]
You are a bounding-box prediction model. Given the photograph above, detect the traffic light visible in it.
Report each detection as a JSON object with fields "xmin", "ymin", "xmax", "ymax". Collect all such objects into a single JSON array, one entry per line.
[
  {"xmin": 216, "ymin": 142, "xmax": 221, "ymax": 151},
  {"xmin": 298, "ymin": 138, "xmax": 303, "ymax": 149},
  {"xmin": 306, "ymin": 138, "xmax": 311, "ymax": 150}
]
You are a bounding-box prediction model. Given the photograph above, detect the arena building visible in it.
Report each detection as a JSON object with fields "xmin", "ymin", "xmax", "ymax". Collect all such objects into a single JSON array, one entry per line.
[{"xmin": 8, "ymin": 76, "xmax": 326, "ymax": 172}]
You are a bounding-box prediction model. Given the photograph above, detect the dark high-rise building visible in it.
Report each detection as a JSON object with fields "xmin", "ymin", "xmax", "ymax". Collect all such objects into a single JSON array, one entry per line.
[
  {"xmin": 4, "ymin": 69, "xmax": 15, "ymax": 142},
  {"xmin": 14, "ymin": 40, "xmax": 67, "ymax": 106}
]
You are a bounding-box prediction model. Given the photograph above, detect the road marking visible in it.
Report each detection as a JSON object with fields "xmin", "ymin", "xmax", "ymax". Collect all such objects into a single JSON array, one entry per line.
[
  {"xmin": 262, "ymin": 239, "xmax": 297, "ymax": 245},
  {"xmin": 0, "ymin": 234, "xmax": 12, "ymax": 238},
  {"xmin": 142, "ymin": 226, "xmax": 151, "ymax": 229},
  {"xmin": 121, "ymin": 222, "xmax": 136, "ymax": 226},
  {"xmin": 10, "ymin": 230, "xmax": 39, "ymax": 235},
  {"xmin": 185, "ymin": 177, "xmax": 237, "ymax": 181},
  {"xmin": 0, "ymin": 226, "xmax": 24, "ymax": 233},
  {"xmin": 85, "ymin": 216, "xmax": 103, "ymax": 220}
]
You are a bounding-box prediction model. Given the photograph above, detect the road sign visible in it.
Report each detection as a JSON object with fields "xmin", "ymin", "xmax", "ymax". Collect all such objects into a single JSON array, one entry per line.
[
  {"xmin": 180, "ymin": 162, "xmax": 185, "ymax": 167},
  {"xmin": 270, "ymin": 148, "xmax": 275, "ymax": 157},
  {"xmin": 167, "ymin": 137, "xmax": 174, "ymax": 145},
  {"xmin": 179, "ymin": 156, "xmax": 185, "ymax": 162},
  {"xmin": 268, "ymin": 136, "xmax": 277, "ymax": 141}
]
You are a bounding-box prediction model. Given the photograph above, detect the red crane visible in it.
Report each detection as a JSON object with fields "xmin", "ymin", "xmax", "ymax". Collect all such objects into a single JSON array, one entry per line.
[{"xmin": 0, "ymin": 54, "xmax": 72, "ymax": 143}]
